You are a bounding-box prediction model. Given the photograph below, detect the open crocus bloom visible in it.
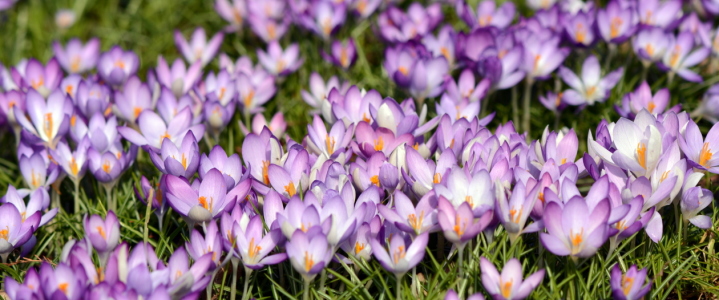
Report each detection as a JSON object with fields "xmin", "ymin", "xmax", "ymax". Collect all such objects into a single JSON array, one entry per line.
[
  {"xmin": 52, "ymin": 38, "xmax": 100, "ymax": 74},
  {"xmin": 679, "ymin": 120, "xmax": 719, "ymax": 172},
  {"xmin": 540, "ymin": 197, "xmax": 610, "ymax": 259},
  {"xmin": 118, "ymin": 107, "xmax": 205, "ymax": 151},
  {"xmin": 0, "ymin": 204, "xmax": 40, "ymax": 257},
  {"xmin": 480, "ymin": 257, "xmax": 545, "ymax": 300},
  {"xmin": 174, "ymin": 27, "xmax": 224, "ymax": 67},
  {"xmin": 559, "ymin": 55, "xmax": 624, "ymax": 106},
  {"xmin": 15, "ymin": 89, "xmax": 73, "ymax": 149}
]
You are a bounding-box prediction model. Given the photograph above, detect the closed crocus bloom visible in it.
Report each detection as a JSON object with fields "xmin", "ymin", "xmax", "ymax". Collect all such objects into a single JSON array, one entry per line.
[
  {"xmin": 240, "ymin": 111, "xmax": 286, "ymax": 138},
  {"xmin": 437, "ymin": 196, "xmax": 492, "ymax": 249},
  {"xmin": 174, "ymin": 28, "xmax": 224, "ymax": 67},
  {"xmin": 74, "ymin": 80, "xmax": 111, "ymax": 119},
  {"xmin": 113, "ymin": 76, "xmax": 153, "ymax": 124},
  {"xmin": 186, "ymin": 221, "xmax": 223, "ymax": 269},
  {"xmin": 3, "ymin": 268, "xmax": 42, "ymax": 300},
  {"xmin": 87, "ymin": 145, "xmax": 137, "ymax": 185},
  {"xmin": 97, "ymin": 46, "xmax": 139, "ymax": 86},
  {"xmin": 617, "ymin": 81, "xmax": 670, "ymax": 118},
  {"xmin": 0, "ymin": 90, "xmax": 26, "ymax": 131},
  {"xmin": 659, "ymin": 31, "xmax": 710, "ymax": 82},
  {"xmin": 304, "ymin": 1, "xmax": 345, "ymax": 40},
  {"xmin": 559, "ymin": 55, "xmax": 624, "ymax": 106},
  {"xmin": 52, "ymin": 38, "xmax": 100, "ymax": 74},
  {"xmin": 199, "ymin": 145, "xmax": 244, "ymax": 188},
  {"xmin": 540, "ymin": 197, "xmax": 610, "ymax": 260},
  {"xmin": 249, "ymin": 16, "xmax": 290, "ymax": 43},
  {"xmin": 83, "ymin": 211, "xmax": 120, "ymax": 260},
  {"xmin": 19, "ymin": 151, "xmax": 59, "ymax": 191},
  {"xmin": 480, "ymin": 257, "xmax": 545, "ymax": 300},
  {"xmin": 458, "ymin": 0, "xmax": 515, "ymax": 30},
  {"xmin": 610, "ymin": 264, "xmax": 652, "ymax": 300},
  {"xmin": 148, "ymin": 132, "xmax": 201, "ymax": 178},
  {"xmin": 496, "ymin": 182, "xmax": 541, "ymax": 243},
  {"xmin": 678, "ymin": 120, "xmax": 719, "ymax": 172},
  {"xmin": 15, "ymin": 89, "xmax": 73, "ymax": 149},
  {"xmin": 534, "ymin": 128, "xmax": 579, "ymax": 167},
  {"xmin": 301, "ymin": 72, "xmax": 345, "ymax": 113},
  {"xmin": 11, "ymin": 58, "xmax": 62, "ymax": 97},
  {"xmin": 680, "ymin": 186, "xmax": 713, "ymax": 229},
  {"xmin": 0, "ymin": 203, "xmax": 40, "ymax": 260},
  {"xmin": 39, "ymin": 262, "xmax": 85, "ymax": 300},
  {"xmin": 258, "ymin": 41, "xmax": 303, "ymax": 76},
  {"xmin": 242, "ymin": 131, "xmax": 283, "ymax": 191},
  {"xmin": 285, "ymin": 230, "xmax": 333, "ymax": 282},
  {"xmin": 118, "ymin": 107, "xmax": 205, "ymax": 151},
  {"xmin": 563, "ymin": 10, "xmax": 596, "ymax": 47},
  {"xmin": 632, "ymin": 27, "xmax": 671, "ymax": 64},
  {"xmin": 215, "ymin": 0, "xmax": 247, "ymax": 31},
  {"xmin": 597, "ymin": 0, "xmax": 637, "ymax": 44}
]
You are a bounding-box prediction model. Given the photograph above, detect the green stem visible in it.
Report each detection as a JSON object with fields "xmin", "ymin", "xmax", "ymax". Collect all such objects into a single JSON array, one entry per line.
[
  {"xmin": 242, "ymin": 266, "xmax": 252, "ymax": 300},
  {"xmin": 522, "ymin": 79, "xmax": 534, "ymax": 137},
  {"xmin": 143, "ymin": 188, "xmax": 154, "ymax": 246},
  {"xmin": 206, "ymin": 272, "xmax": 217, "ymax": 300},
  {"xmin": 303, "ymin": 278, "xmax": 311, "ymax": 300},
  {"xmin": 511, "ymin": 86, "xmax": 519, "ymax": 129},
  {"xmin": 230, "ymin": 259, "xmax": 239, "ymax": 300},
  {"xmin": 73, "ymin": 180, "xmax": 80, "ymax": 214},
  {"xmin": 396, "ymin": 274, "xmax": 403, "ymax": 300},
  {"xmin": 458, "ymin": 246, "xmax": 465, "ymax": 278},
  {"xmin": 319, "ymin": 269, "xmax": 327, "ymax": 293}
]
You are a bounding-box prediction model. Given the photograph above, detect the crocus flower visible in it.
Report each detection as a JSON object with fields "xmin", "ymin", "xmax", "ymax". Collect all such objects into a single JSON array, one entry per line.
[
  {"xmin": 240, "ymin": 112, "xmax": 287, "ymax": 138},
  {"xmin": 237, "ymin": 67, "xmax": 276, "ymax": 114},
  {"xmin": 87, "ymin": 145, "xmax": 137, "ymax": 185},
  {"xmin": 154, "ymin": 56, "xmax": 202, "ymax": 97},
  {"xmin": 39, "ymin": 262, "xmax": 85, "ymax": 300},
  {"xmin": 351, "ymin": 0, "xmax": 381, "ymax": 18},
  {"xmin": 118, "ymin": 107, "xmax": 205, "ymax": 151},
  {"xmin": 268, "ymin": 146, "xmax": 309, "ymax": 198},
  {"xmin": 113, "ymin": 76, "xmax": 153, "ymax": 124},
  {"xmin": 186, "ymin": 221, "xmax": 223, "ymax": 269},
  {"xmin": 3, "ymin": 268, "xmax": 41, "ymax": 299},
  {"xmin": 323, "ymin": 39, "xmax": 357, "ymax": 69},
  {"xmin": 215, "ymin": 0, "xmax": 247, "ymax": 31},
  {"xmin": 199, "ymin": 145, "xmax": 244, "ymax": 188},
  {"xmin": 610, "ymin": 264, "xmax": 652, "ymax": 300},
  {"xmin": 370, "ymin": 231, "xmax": 428, "ymax": 276},
  {"xmin": 2, "ymin": 185, "xmax": 54, "ymax": 226},
  {"xmin": 174, "ymin": 28, "xmax": 224, "ymax": 67},
  {"xmin": 563, "ymin": 10, "xmax": 596, "ymax": 47},
  {"xmin": 0, "ymin": 90, "xmax": 26, "ymax": 132},
  {"xmin": 148, "ymin": 132, "xmax": 201, "ymax": 178},
  {"xmin": 538, "ymin": 91, "xmax": 566, "ymax": 113},
  {"xmin": 285, "ymin": 230, "xmax": 333, "ymax": 282},
  {"xmin": 0, "ymin": 203, "xmax": 40, "ymax": 260},
  {"xmin": 97, "ymin": 46, "xmax": 139, "ymax": 86},
  {"xmin": 74, "ymin": 80, "xmax": 111, "ymax": 119},
  {"xmin": 303, "ymin": 1, "xmax": 345, "ymax": 40},
  {"xmin": 330, "ymin": 86, "xmax": 382, "ymax": 127},
  {"xmin": 637, "ymin": 0, "xmax": 681, "ymax": 28},
  {"xmin": 694, "ymin": 84, "xmax": 719, "ymax": 123},
  {"xmin": 680, "ymin": 186, "xmax": 713, "ymax": 229},
  {"xmin": 437, "ymin": 196, "xmax": 493, "ymax": 249},
  {"xmin": 658, "ymin": 31, "xmax": 710, "ymax": 82},
  {"xmin": 480, "ymin": 257, "xmax": 545, "ymax": 300},
  {"xmin": 597, "ymin": 0, "xmax": 637, "ymax": 44},
  {"xmin": 522, "ymin": 36, "xmax": 569, "ymax": 81},
  {"xmin": 306, "ymin": 115, "xmax": 354, "ymax": 159},
  {"xmin": 135, "ymin": 176, "xmax": 168, "ymax": 227},
  {"xmin": 540, "ymin": 197, "xmax": 610, "ymax": 259},
  {"xmin": 422, "ymin": 26, "xmax": 456, "ymax": 68},
  {"xmin": 445, "ymin": 289, "xmax": 485, "ymax": 300},
  {"xmin": 458, "ymin": 0, "xmax": 515, "ymax": 30},
  {"xmin": 678, "ymin": 120, "xmax": 719, "ymax": 172},
  {"xmin": 301, "ymin": 72, "xmax": 347, "ymax": 114},
  {"xmin": 377, "ymin": 3, "xmax": 442, "ymax": 43},
  {"xmin": 591, "ymin": 112, "xmax": 662, "ymax": 177},
  {"xmin": 233, "ymin": 214, "xmax": 287, "ymax": 269},
  {"xmin": 379, "ymin": 190, "xmax": 438, "ymax": 236},
  {"xmin": 496, "ymin": 182, "xmax": 541, "ymax": 243},
  {"xmin": 83, "ymin": 211, "xmax": 120, "ymax": 261},
  {"xmin": 242, "ymin": 131, "xmax": 283, "ymax": 191},
  {"xmin": 559, "ymin": 55, "xmax": 624, "ymax": 106},
  {"xmin": 164, "ymin": 168, "xmax": 250, "ymax": 225},
  {"xmin": 52, "ymin": 38, "xmax": 100, "ymax": 74},
  {"xmin": 526, "ymin": 0, "xmax": 556, "ymax": 10},
  {"xmin": 617, "ymin": 81, "xmax": 670, "ymax": 118},
  {"xmin": 55, "ymin": 9, "xmax": 76, "ymax": 29},
  {"xmin": 15, "ymin": 89, "xmax": 73, "ymax": 149},
  {"xmin": 248, "ymin": 16, "xmax": 290, "ymax": 42},
  {"xmin": 632, "ymin": 27, "xmax": 671, "ymax": 64},
  {"xmin": 11, "ymin": 58, "xmax": 62, "ymax": 97},
  {"xmin": 19, "ymin": 151, "xmax": 59, "ymax": 191},
  {"xmin": 50, "ymin": 139, "xmax": 90, "ymax": 184},
  {"xmin": 257, "ymin": 42, "xmax": 303, "ymax": 76}
]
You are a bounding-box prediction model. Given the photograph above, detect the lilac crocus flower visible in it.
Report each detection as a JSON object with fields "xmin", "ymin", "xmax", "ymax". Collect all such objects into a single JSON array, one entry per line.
[
  {"xmin": 285, "ymin": 230, "xmax": 333, "ymax": 282},
  {"xmin": 591, "ymin": 112, "xmax": 662, "ymax": 177},
  {"xmin": 148, "ymin": 132, "xmax": 201, "ymax": 178},
  {"xmin": 53, "ymin": 38, "xmax": 100, "ymax": 74},
  {"xmin": 15, "ymin": 89, "xmax": 73, "ymax": 149},
  {"xmin": 522, "ymin": 36, "xmax": 569, "ymax": 81},
  {"xmin": 135, "ymin": 176, "xmax": 168, "ymax": 225},
  {"xmin": 215, "ymin": 0, "xmax": 246, "ymax": 31},
  {"xmin": 632, "ymin": 27, "xmax": 671, "ymax": 64},
  {"xmin": 11, "ymin": 58, "xmax": 62, "ymax": 97},
  {"xmin": 678, "ymin": 120, "xmax": 719, "ymax": 172},
  {"xmin": 637, "ymin": 0, "xmax": 681, "ymax": 28},
  {"xmin": 257, "ymin": 42, "xmax": 303, "ymax": 76},
  {"xmin": 249, "ymin": 16, "xmax": 290, "ymax": 42},
  {"xmin": 240, "ymin": 112, "xmax": 287, "ymax": 138},
  {"xmin": 74, "ymin": 80, "xmax": 111, "ymax": 118},
  {"xmin": 87, "ymin": 145, "xmax": 137, "ymax": 185},
  {"xmin": 437, "ymin": 196, "xmax": 493, "ymax": 249},
  {"xmin": 378, "ymin": 3, "xmax": 442, "ymax": 43},
  {"xmin": 322, "ymin": 39, "xmax": 357, "ymax": 69},
  {"xmin": 540, "ymin": 197, "xmax": 610, "ymax": 260},
  {"xmin": 39, "ymin": 262, "xmax": 85, "ymax": 300},
  {"xmin": 2, "ymin": 185, "xmax": 54, "ymax": 226},
  {"xmin": 306, "ymin": 115, "xmax": 354, "ymax": 159},
  {"xmin": 379, "ymin": 190, "xmax": 438, "ymax": 236},
  {"xmin": 458, "ymin": 0, "xmax": 515, "ymax": 30},
  {"xmin": 0, "ymin": 203, "xmax": 40, "ymax": 260},
  {"xmin": 154, "ymin": 56, "xmax": 203, "ymax": 97},
  {"xmin": 268, "ymin": 146, "xmax": 309, "ymax": 198},
  {"xmin": 164, "ymin": 168, "xmax": 250, "ymax": 225},
  {"xmin": 199, "ymin": 145, "xmax": 244, "ymax": 187},
  {"xmin": 658, "ymin": 31, "xmax": 710, "ymax": 83},
  {"xmin": 97, "ymin": 46, "xmax": 139, "ymax": 86},
  {"xmin": 617, "ymin": 81, "xmax": 670, "ymax": 118},
  {"xmin": 233, "ymin": 215, "xmax": 287, "ymax": 269},
  {"xmin": 301, "ymin": 72, "xmax": 347, "ymax": 114},
  {"xmin": 19, "ymin": 151, "xmax": 59, "ymax": 191},
  {"xmin": 118, "ymin": 107, "xmax": 205, "ymax": 151},
  {"xmin": 50, "ymin": 139, "xmax": 90, "ymax": 184},
  {"xmin": 303, "ymin": 1, "xmax": 345, "ymax": 40},
  {"xmin": 563, "ymin": 10, "xmax": 596, "ymax": 47},
  {"xmin": 695, "ymin": 84, "xmax": 719, "ymax": 123},
  {"xmin": 330, "ymin": 86, "xmax": 382, "ymax": 127},
  {"xmin": 175, "ymin": 28, "xmax": 224, "ymax": 67},
  {"xmin": 3, "ymin": 268, "xmax": 41, "ymax": 299},
  {"xmin": 113, "ymin": 76, "xmax": 153, "ymax": 124},
  {"xmin": 480, "ymin": 257, "xmax": 545, "ymax": 300},
  {"xmin": 83, "ymin": 211, "xmax": 120, "ymax": 261},
  {"xmin": 0, "ymin": 90, "xmax": 26, "ymax": 132},
  {"xmin": 610, "ymin": 264, "xmax": 652, "ymax": 300},
  {"xmin": 370, "ymin": 231, "xmax": 428, "ymax": 276},
  {"xmin": 422, "ymin": 26, "xmax": 456, "ymax": 68},
  {"xmin": 186, "ymin": 221, "xmax": 223, "ymax": 269},
  {"xmin": 597, "ymin": 0, "xmax": 637, "ymax": 44},
  {"xmin": 496, "ymin": 182, "xmax": 540, "ymax": 243},
  {"xmin": 680, "ymin": 186, "xmax": 713, "ymax": 229},
  {"xmin": 445, "ymin": 289, "xmax": 485, "ymax": 300},
  {"xmin": 236, "ymin": 67, "xmax": 276, "ymax": 114},
  {"xmin": 444, "ymin": 69, "xmax": 490, "ymax": 103},
  {"xmin": 559, "ymin": 55, "xmax": 624, "ymax": 106}
]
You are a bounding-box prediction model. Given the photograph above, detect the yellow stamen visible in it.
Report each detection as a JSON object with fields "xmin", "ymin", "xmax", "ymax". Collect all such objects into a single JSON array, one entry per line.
[
  {"xmin": 440, "ymin": 47, "xmax": 451, "ymax": 61},
  {"xmin": 647, "ymin": 101, "xmax": 656, "ymax": 113},
  {"xmin": 31, "ymin": 77, "xmax": 44, "ymax": 89},
  {"xmin": 660, "ymin": 171, "xmax": 670, "ymax": 182},
  {"xmin": 609, "ymin": 17, "xmax": 623, "ymax": 39},
  {"xmin": 408, "ymin": 211, "xmax": 425, "ymax": 231},
  {"xmin": 585, "ymin": 86, "xmax": 597, "ymax": 97},
  {"xmin": 570, "ymin": 228, "xmax": 584, "ymax": 254},
  {"xmin": 465, "ymin": 196, "xmax": 474, "ymax": 207},
  {"xmin": 433, "ymin": 173, "xmax": 441, "ymax": 184},
  {"xmin": 284, "ymin": 182, "xmax": 297, "ymax": 197},
  {"xmin": 261, "ymin": 160, "xmax": 270, "ymax": 185},
  {"xmin": 133, "ymin": 107, "xmax": 143, "ymax": 119},
  {"xmin": 561, "ymin": 158, "xmax": 568, "ymax": 164},
  {"xmin": 114, "ymin": 60, "xmax": 126, "ymax": 69},
  {"xmin": 699, "ymin": 142, "xmax": 713, "ymax": 168},
  {"xmin": 304, "ymin": 251, "xmax": 314, "ymax": 272},
  {"xmin": 96, "ymin": 226, "xmax": 106, "ymax": 239},
  {"xmin": 370, "ymin": 175, "xmax": 380, "ymax": 187},
  {"xmin": 243, "ymin": 90, "xmax": 255, "ymax": 108},
  {"xmin": 392, "ymin": 245, "xmax": 406, "ymax": 264},
  {"xmin": 248, "ymin": 237, "xmax": 262, "ymax": 259},
  {"xmin": 198, "ymin": 196, "xmax": 210, "ymax": 210},
  {"xmin": 31, "ymin": 169, "xmax": 40, "ymax": 188},
  {"xmin": 0, "ymin": 227, "xmax": 9, "ymax": 240},
  {"xmin": 373, "ymin": 136, "xmax": 384, "ymax": 151},
  {"xmin": 575, "ymin": 23, "xmax": 586, "ymax": 43},
  {"xmin": 181, "ymin": 153, "xmax": 188, "ymax": 170},
  {"xmin": 669, "ymin": 45, "xmax": 681, "ymax": 68},
  {"xmin": 362, "ymin": 113, "xmax": 371, "ymax": 123},
  {"xmin": 621, "ymin": 275, "xmax": 634, "ymax": 296},
  {"xmin": 398, "ymin": 66, "xmax": 409, "ymax": 76},
  {"xmin": 65, "ymin": 85, "xmax": 74, "ymax": 95},
  {"xmin": 645, "ymin": 44, "xmax": 655, "ymax": 57},
  {"xmin": 509, "ymin": 207, "xmax": 522, "ymax": 223},
  {"xmin": 58, "ymin": 283, "xmax": 69, "ymax": 295},
  {"xmin": 533, "ymin": 54, "xmax": 541, "ymax": 70},
  {"xmin": 354, "ymin": 242, "xmax": 365, "ymax": 254},
  {"xmin": 453, "ymin": 214, "xmax": 466, "ymax": 236},
  {"xmin": 43, "ymin": 113, "xmax": 54, "ymax": 140},
  {"xmin": 325, "ymin": 134, "xmax": 336, "ymax": 155},
  {"xmin": 70, "ymin": 57, "xmax": 81, "ymax": 73},
  {"xmin": 636, "ymin": 143, "xmax": 647, "ymax": 169},
  {"xmin": 159, "ymin": 131, "xmax": 171, "ymax": 146},
  {"xmin": 501, "ymin": 279, "xmax": 513, "ymax": 298},
  {"xmin": 267, "ymin": 23, "xmax": 277, "ymax": 40},
  {"xmin": 479, "ymin": 15, "xmax": 492, "ymax": 27}
]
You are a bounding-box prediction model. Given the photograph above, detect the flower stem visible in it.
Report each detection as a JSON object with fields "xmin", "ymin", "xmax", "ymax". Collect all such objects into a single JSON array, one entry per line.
[
  {"xmin": 206, "ymin": 272, "xmax": 217, "ymax": 300},
  {"xmin": 230, "ymin": 259, "xmax": 239, "ymax": 300},
  {"xmin": 458, "ymin": 246, "xmax": 465, "ymax": 278},
  {"xmin": 522, "ymin": 79, "xmax": 534, "ymax": 137},
  {"xmin": 73, "ymin": 180, "xmax": 80, "ymax": 213},
  {"xmin": 242, "ymin": 266, "xmax": 252, "ymax": 300},
  {"xmin": 396, "ymin": 274, "xmax": 403, "ymax": 300},
  {"xmin": 303, "ymin": 278, "xmax": 311, "ymax": 300},
  {"xmin": 511, "ymin": 86, "xmax": 519, "ymax": 129},
  {"xmin": 319, "ymin": 269, "xmax": 327, "ymax": 293}
]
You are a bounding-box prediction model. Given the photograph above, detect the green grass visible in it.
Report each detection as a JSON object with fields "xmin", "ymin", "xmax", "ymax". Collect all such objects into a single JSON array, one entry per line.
[{"xmin": 1, "ymin": 0, "xmax": 719, "ymax": 299}]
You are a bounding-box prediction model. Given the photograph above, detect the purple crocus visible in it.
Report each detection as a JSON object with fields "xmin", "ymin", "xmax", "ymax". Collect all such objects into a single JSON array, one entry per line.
[
  {"xmin": 522, "ymin": 36, "xmax": 569, "ymax": 81},
  {"xmin": 0, "ymin": 203, "xmax": 40, "ymax": 261},
  {"xmin": 379, "ymin": 190, "xmax": 438, "ymax": 236},
  {"xmin": 678, "ymin": 120, "xmax": 719, "ymax": 172},
  {"xmin": 563, "ymin": 10, "xmax": 596, "ymax": 47},
  {"xmin": 83, "ymin": 211, "xmax": 120, "ymax": 262},
  {"xmin": 617, "ymin": 81, "xmax": 670, "ymax": 118},
  {"xmin": 377, "ymin": 3, "xmax": 442, "ymax": 43},
  {"xmin": 199, "ymin": 145, "xmax": 244, "ymax": 187},
  {"xmin": 186, "ymin": 221, "xmax": 223, "ymax": 270},
  {"xmin": 437, "ymin": 196, "xmax": 493, "ymax": 249},
  {"xmin": 637, "ymin": 0, "xmax": 681, "ymax": 28},
  {"xmin": 303, "ymin": 1, "xmax": 345, "ymax": 40},
  {"xmin": 148, "ymin": 132, "xmax": 201, "ymax": 178},
  {"xmin": 154, "ymin": 56, "xmax": 203, "ymax": 97},
  {"xmin": 422, "ymin": 26, "xmax": 456, "ymax": 68},
  {"xmin": 87, "ymin": 145, "xmax": 137, "ymax": 186},
  {"xmin": 239, "ymin": 112, "xmax": 287, "ymax": 138},
  {"xmin": 480, "ymin": 257, "xmax": 545, "ymax": 300},
  {"xmin": 445, "ymin": 289, "xmax": 485, "ymax": 300},
  {"xmin": 19, "ymin": 151, "xmax": 59, "ymax": 191},
  {"xmin": 39, "ymin": 262, "xmax": 85, "ymax": 300},
  {"xmin": 597, "ymin": 1, "xmax": 637, "ymax": 44},
  {"xmin": 323, "ymin": 39, "xmax": 357, "ymax": 69},
  {"xmin": 97, "ymin": 46, "xmax": 139, "ymax": 86},
  {"xmin": 11, "ymin": 58, "xmax": 62, "ymax": 97},
  {"xmin": 540, "ymin": 197, "xmax": 610, "ymax": 260},
  {"xmin": 0, "ymin": 90, "xmax": 26, "ymax": 133},
  {"xmin": 559, "ymin": 55, "xmax": 624, "ymax": 106},
  {"xmin": 118, "ymin": 107, "xmax": 205, "ymax": 151},
  {"xmin": 113, "ymin": 76, "xmax": 154, "ymax": 124},
  {"xmin": 306, "ymin": 115, "xmax": 354, "ymax": 159},
  {"xmin": 74, "ymin": 80, "xmax": 111, "ymax": 119},
  {"xmin": 174, "ymin": 28, "xmax": 224, "ymax": 67},
  {"xmin": 370, "ymin": 231, "xmax": 428, "ymax": 276},
  {"xmin": 610, "ymin": 264, "xmax": 652, "ymax": 300},
  {"xmin": 233, "ymin": 214, "xmax": 287, "ymax": 269},
  {"xmin": 695, "ymin": 84, "xmax": 719, "ymax": 123},
  {"xmin": 53, "ymin": 38, "xmax": 100, "ymax": 74},
  {"xmin": 632, "ymin": 27, "xmax": 671, "ymax": 64},
  {"xmin": 215, "ymin": 0, "xmax": 247, "ymax": 31},
  {"xmin": 50, "ymin": 139, "xmax": 90, "ymax": 184},
  {"xmin": 249, "ymin": 16, "xmax": 290, "ymax": 42},
  {"xmin": 496, "ymin": 182, "xmax": 540, "ymax": 243},
  {"xmin": 285, "ymin": 230, "xmax": 333, "ymax": 282},
  {"xmin": 2, "ymin": 185, "xmax": 54, "ymax": 226},
  {"xmin": 658, "ymin": 31, "xmax": 710, "ymax": 83},
  {"xmin": 257, "ymin": 42, "xmax": 303, "ymax": 76},
  {"xmin": 164, "ymin": 168, "xmax": 250, "ymax": 225},
  {"xmin": 15, "ymin": 89, "xmax": 73, "ymax": 149},
  {"xmin": 680, "ymin": 186, "xmax": 713, "ymax": 229},
  {"xmin": 458, "ymin": 0, "xmax": 515, "ymax": 30}
]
